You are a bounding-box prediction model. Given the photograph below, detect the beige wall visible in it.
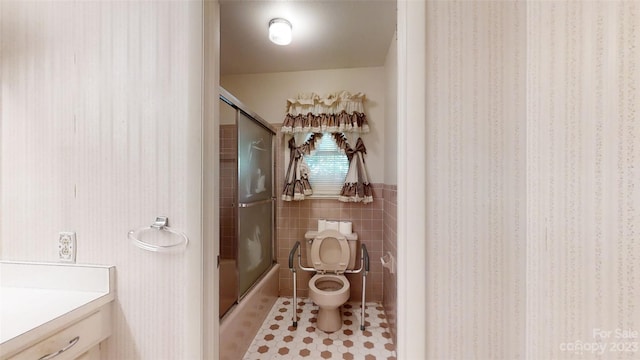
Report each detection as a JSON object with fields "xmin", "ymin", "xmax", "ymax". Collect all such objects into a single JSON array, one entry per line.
[
  {"xmin": 221, "ymin": 66, "xmax": 386, "ymax": 183},
  {"xmin": 0, "ymin": 2, "xmax": 204, "ymax": 359},
  {"xmin": 384, "ymin": 33, "xmax": 398, "ymax": 186}
]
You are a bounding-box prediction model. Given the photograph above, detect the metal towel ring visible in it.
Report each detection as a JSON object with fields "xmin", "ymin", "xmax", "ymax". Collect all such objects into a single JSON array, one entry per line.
[{"xmin": 128, "ymin": 216, "xmax": 189, "ymax": 252}]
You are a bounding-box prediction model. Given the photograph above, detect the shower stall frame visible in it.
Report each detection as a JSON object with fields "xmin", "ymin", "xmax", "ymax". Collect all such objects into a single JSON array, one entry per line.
[{"xmin": 219, "ymin": 87, "xmax": 277, "ymax": 314}]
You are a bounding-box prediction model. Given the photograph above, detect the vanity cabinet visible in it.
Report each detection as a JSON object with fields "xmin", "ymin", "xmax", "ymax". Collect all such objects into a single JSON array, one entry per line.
[
  {"xmin": 8, "ymin": 305, "xmax": 111, "ymax": 360},
  {"xmin": 0, "ymin": 262, "xmax": 115, "ymax": 360},
  {"xmin": 75, "ymin": 346, "xmax": 101, "ymax": 360}
]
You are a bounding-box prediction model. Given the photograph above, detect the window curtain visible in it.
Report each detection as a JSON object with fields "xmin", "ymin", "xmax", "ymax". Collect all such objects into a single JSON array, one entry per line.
[
  {"xmin": 281, "ymin": 91, "xmax": 373, "ymax": 203},
  {"xmin": 281, "ymin": 133, "xmax": 323, "ymax": 201},
  {"xmin": 333, "ymin": 134, "xmax": 373, "ymax": 204}
]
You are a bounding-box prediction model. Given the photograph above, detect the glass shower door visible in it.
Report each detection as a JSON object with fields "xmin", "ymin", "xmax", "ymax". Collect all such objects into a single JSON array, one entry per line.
[
  {"xmin": 237, "ymin": 111, "xmax": 274, "ymax": 297},
  {"xmin": 219, "ymin": 99, "xmax": 238, "ymax": 317}
]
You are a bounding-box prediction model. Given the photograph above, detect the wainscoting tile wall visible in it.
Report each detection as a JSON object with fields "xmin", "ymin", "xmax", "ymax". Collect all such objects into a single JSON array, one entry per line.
[
  {"xmin": 276, "ymin": 192, "xmax": 385, "ymax": 303},
  {"xmin": 220, "ymin": 124, "xmax": 237, "ymax": 260},
  {"xmin": 382, "ymin": 185, "xmax": 397, "ymax": 347}
]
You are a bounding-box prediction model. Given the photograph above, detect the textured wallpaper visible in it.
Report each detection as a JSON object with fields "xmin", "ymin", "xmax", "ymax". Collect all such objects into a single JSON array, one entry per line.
[
  {"xmin": 425, "ymin": 1, "xmax": 527, "ymax": 358},
  {"xmin": 526, "ymin": 1, "xmax": 640, "ymax": 359},
  {"xmin": 1, "ymin": 2, "xmax": 203, "ymax": 359},
  {"xmin": 426, "ymin": 1, "xmax": 638, "ymax": 359},
  {"xmin": 2, "ymin": 1, "xmax": 638, "ymax": 359}
]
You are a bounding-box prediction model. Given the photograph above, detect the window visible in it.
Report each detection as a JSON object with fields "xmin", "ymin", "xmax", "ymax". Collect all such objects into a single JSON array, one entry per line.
[{"xmin": 303, "ymin": 133, "xmax": 349, "ymax": 196}]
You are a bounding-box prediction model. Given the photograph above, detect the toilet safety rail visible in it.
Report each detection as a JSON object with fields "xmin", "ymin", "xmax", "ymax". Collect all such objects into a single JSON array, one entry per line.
[
  {"xmin": 288, "ymin": 242, "xmax": 301, "ymax": 327},
  {"xmin": 288, "ymin": 241, "xmax": 370, "ymax": 331}
]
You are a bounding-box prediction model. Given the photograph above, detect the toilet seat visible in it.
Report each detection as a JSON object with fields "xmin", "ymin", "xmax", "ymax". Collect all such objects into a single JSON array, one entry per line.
[
  {"xmin": 310, "ymin": 229, "xmax": 350, "ymax": 273},
  {"xmin": 309, "ymin": 274, "xmax": 350, "ymax": 295}
]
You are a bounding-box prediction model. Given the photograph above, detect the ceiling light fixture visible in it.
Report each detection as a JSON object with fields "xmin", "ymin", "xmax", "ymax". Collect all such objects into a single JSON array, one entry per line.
[{"xmin": 269, "ymin": 18, "xmax": 292, "ymax": 46}]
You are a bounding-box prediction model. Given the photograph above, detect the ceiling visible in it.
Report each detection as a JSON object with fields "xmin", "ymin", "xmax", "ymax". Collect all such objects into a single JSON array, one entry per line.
[{"xmin": 220, "ymin": 0, "xmax": 396, "ymax": 75}]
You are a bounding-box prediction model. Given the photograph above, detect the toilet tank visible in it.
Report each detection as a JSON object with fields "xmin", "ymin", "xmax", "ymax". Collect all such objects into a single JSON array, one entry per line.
[{"xmin": 305, "ymin": 231, "xmax": 358, "ymax": 270}]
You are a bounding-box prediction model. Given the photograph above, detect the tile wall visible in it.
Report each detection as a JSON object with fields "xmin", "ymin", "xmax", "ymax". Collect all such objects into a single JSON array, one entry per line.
[
  {"xmin": 276, "ymin": 193, "xmax": 385, "ymax": 302},
  {"xmin": 220, "ymin": 125, "xmax": 237, "ymax": 260},
  {"xmin": 382, "ymin": 185, "xmax": 397, "ymax": 346}
]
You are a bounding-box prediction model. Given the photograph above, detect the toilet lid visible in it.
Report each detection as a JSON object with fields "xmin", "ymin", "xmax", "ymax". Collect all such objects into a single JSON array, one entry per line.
[{"xmin": 310, "ymin": 229, "xmax": 350, "ymax": 272}]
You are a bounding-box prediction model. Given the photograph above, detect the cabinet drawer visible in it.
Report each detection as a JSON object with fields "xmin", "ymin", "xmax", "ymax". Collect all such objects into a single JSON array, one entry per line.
[
  {"xmin": 9, "ymin": 307, "xmax": 110, "ymax": 360},
  {"xmin": 75, "ymin": 345, "xmax": 101, "ymax": 360}
]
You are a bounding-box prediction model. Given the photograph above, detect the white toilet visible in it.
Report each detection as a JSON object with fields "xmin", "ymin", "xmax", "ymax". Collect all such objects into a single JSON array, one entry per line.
[{"xmin": 307, "ymin": 229, "xmax": 357, "ymax": 332}]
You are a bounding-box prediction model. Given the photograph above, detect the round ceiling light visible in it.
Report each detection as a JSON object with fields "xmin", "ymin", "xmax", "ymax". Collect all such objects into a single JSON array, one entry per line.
[{"xmin": 269, "ymin": 18, "xmax": 292, "ymax": 46}]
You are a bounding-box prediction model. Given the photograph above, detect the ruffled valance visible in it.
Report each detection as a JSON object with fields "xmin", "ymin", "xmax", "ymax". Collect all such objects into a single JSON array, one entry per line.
[{"xmin": 281, "ymin": 91, "xmax": 370, "ymax": 134}]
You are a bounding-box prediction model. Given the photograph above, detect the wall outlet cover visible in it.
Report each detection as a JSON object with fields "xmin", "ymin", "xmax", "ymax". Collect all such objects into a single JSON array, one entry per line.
[{"xmin": 58, "ymin": 231, "xmax": 77, "ymax": 263}]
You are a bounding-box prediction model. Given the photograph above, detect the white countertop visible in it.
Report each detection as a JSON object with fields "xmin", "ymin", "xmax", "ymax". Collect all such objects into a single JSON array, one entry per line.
[
  {"xmin": 0, "ymin": 261, "xmax": 115, "ymax": 357},
  {"xmin": 0, "ymin": 287, "xmax": 108, "ymax": 343}
]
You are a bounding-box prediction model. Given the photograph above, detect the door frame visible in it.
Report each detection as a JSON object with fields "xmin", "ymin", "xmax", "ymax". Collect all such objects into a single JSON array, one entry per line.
[{"xmin": 202, "ymin": 1, "xmax": 428, "ymax": 358}]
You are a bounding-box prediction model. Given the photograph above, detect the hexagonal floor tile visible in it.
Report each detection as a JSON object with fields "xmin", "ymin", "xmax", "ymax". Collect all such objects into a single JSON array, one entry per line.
[
  {"xmin": 342, "ymin": 352, "xmax": 355, "ymax": 360},
  {"xmin": 343, "ymin": 339, "xmax": 354, "ymax": 348},
  {"xmin": 299, "ymin": 349, "xmax": 311, "ymax": 357},
  {"xmin": 242, "ymin": 297, "xmax": 396, "ymax": 360}
]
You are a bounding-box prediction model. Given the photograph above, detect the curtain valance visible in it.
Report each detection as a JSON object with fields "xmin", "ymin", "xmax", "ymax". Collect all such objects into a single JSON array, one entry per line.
[{"xmin": 281, "ymin": 91, "xmax": 370, "ymax": 134}]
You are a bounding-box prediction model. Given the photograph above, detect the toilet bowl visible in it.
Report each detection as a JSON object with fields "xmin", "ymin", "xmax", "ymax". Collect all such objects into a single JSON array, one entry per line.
[
  {"xmin": 309, "ymin": 273, "xmax": 350, "ymax": 332},
  {"xmin": 306, "ymin": 229, "xmax": 355, "ymax": 332}
]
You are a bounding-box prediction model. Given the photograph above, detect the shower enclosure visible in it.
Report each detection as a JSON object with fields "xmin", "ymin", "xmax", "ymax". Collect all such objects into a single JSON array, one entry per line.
[{"xmin": 219, "ymin": 88, "xmax": 276, "ymax": 318}]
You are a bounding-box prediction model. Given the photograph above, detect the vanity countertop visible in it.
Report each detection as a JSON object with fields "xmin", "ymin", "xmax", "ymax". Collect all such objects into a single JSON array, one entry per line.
[{"xmin": 0, "ymin": 261, "xmax": 115, "ymax": 358}]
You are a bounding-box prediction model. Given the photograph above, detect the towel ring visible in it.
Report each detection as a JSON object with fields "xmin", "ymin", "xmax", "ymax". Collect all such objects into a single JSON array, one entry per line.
[{"xmin": 128, "ymin": 216, "xmax": 189, "ymax": 252}]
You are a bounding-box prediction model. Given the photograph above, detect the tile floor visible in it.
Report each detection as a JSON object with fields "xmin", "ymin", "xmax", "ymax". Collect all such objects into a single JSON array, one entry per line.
[{"xmin": 243, "ymin": 297, "xmax": 396, "ymax": 360}]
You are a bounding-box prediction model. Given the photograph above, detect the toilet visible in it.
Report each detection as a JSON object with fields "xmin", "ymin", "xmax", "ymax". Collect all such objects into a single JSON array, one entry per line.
[{"xmin": 307, "ymin": 229, "xmax": 357, "ymax": 332}]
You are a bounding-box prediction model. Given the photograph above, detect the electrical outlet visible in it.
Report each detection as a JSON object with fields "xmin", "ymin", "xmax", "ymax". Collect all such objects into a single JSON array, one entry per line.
[{"xmin": 58, "ymin": 232, "xmax": 77, "ymax": 263}]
